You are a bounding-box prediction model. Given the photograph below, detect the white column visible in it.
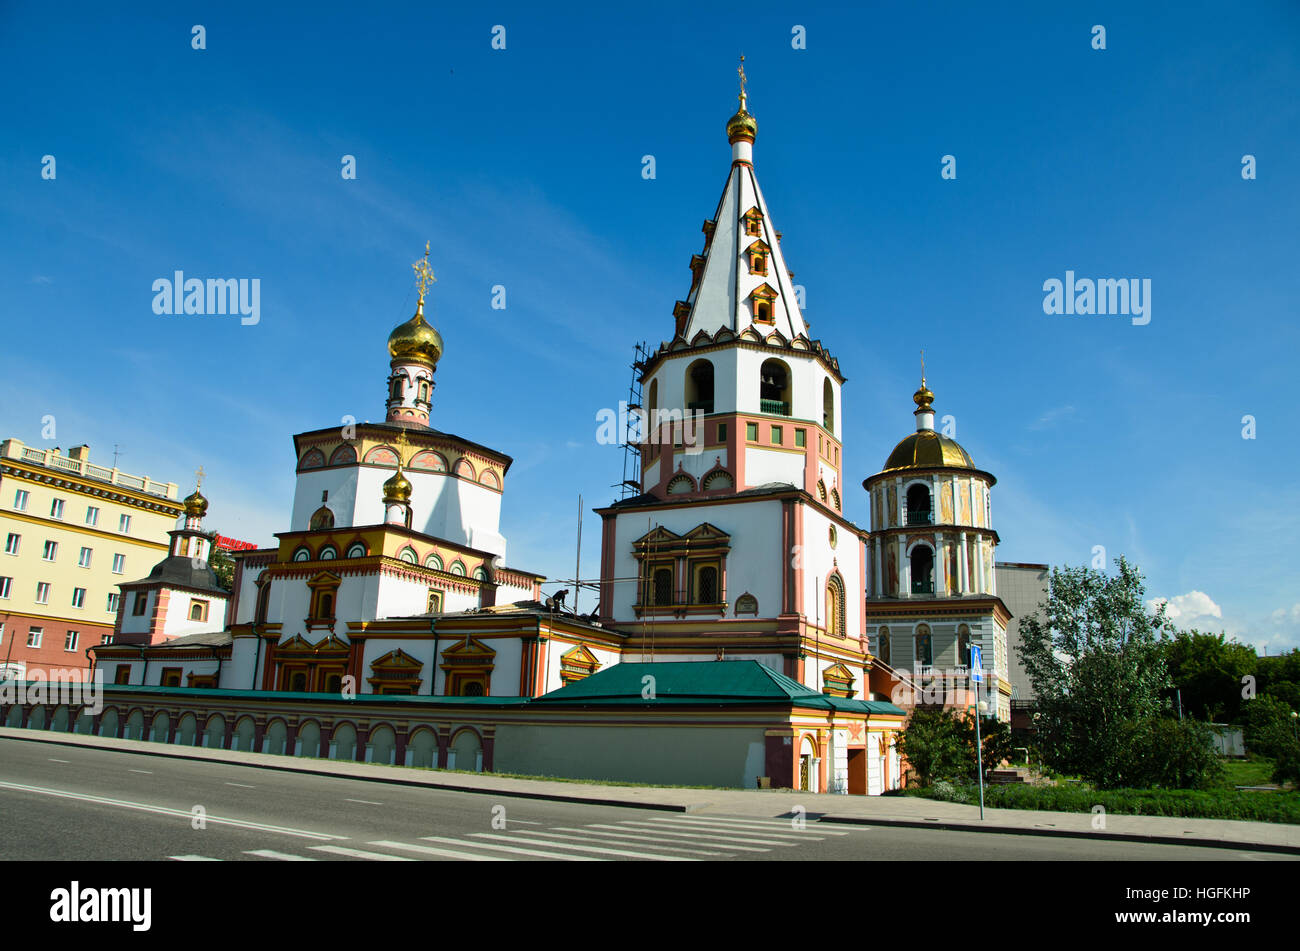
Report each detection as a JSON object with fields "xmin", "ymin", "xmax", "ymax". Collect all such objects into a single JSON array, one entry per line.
[
  {"xmin": 873, "ymin": 537, "xmax": 882, "ymax": 597},
  {"xmin": 899, "ymin": 536, "xmax": 909, "ymax": 598},
  {"xmin": 933, "ymin": 532, "xmax": 943, "ymax": 595},
  {"xmin": 895, "ymin": 477, "xmax": 905, "ymax": 526},
  {"xmin": 975, "ymin": 536, "xmax": 985, "ymax": 593},
  {"xmin": 959, "ymin": 532, "xmax": 969, "ymax": 593}
]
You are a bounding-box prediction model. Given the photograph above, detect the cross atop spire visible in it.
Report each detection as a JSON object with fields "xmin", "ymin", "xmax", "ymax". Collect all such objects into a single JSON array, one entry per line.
[
  {"xmin": 412, "ymin": 241, "xmax": 436, "ymax": 303},
  {"xmin": 737, "ymin": 54, "xmax": 748, "ymax": 109},
  {"xmin": 920, "ymin": 349, "xmax": 926, "ymax": 386},
  {"xmin": 195, "ymin": 465, "xmax": 206, "ymax": 489}
]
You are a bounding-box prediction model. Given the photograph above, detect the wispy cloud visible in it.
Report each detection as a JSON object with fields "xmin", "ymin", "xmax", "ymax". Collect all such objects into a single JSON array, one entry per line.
[{"xmin": 1028, "ymin": 404, "xmax": 1076, "ymax": 430}]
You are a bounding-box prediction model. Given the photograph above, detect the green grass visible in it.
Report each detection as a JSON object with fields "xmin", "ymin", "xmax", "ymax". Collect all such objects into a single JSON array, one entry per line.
[
  {"xmin": 1217, "ymin": 757, "xmax": 1277, "ymax": 788},
  {"xmin": 904, "ymin": 781, "xmax": 1300, "ymax": 824}
]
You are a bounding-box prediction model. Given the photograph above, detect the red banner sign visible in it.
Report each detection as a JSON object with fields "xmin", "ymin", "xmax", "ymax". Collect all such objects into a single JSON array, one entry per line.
[{"xmin": 215, "ymin": 534, "xmax": 258, "ymax": 552}]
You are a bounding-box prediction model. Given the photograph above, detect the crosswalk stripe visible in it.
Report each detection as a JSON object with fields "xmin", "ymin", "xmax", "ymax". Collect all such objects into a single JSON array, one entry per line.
[
  {"xmin": 310, "ymin": 845, "xmax": 417, "ymax": 861},
  {"xmin": 670, "ymin": 816, "xmax": 852, "ymax": 836},
  {"xmin": 170, "ymin": 854, "xmax": 220, "ymax": 861},
  {"xmin": 615, "ymin": 821, "xmax": 798, "ymax": 847},
  {"xmin": 245, "ymin": 849, "xmax": 317, "ymax": 861},
  {"xmin": 646, "ymin": 817, "xmax": 823, "ymax": 841},
  {"xmin": 585, "ymin": 823, "xmax": 771, "ymax": 853},
  {"xmin": 471, "ymin": 832, "xmax": 696, "ymax": 861},
  {"xmin": 517, "ymin": 826, "xmax": 733, "ymax": 857},
  {"xmin": 369, "ymin": 841, "xmax": 509, "ymax": 862},
  {"xmin": 419, "ymin": 835, "xmax": 597, "ymax": 861}
]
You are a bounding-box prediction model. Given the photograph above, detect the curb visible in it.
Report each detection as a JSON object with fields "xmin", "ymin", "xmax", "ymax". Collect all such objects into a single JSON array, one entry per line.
[
  {"xmin": 0, "ymin": 729, "xmax": 706, "ymax": 814},
  {"xmin": 818, "ymin": 814, "xmax": 1300, "ymax": 856}
]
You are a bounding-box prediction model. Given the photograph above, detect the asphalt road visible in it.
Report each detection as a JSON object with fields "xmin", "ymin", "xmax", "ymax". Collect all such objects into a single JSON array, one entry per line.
[{"xmin": 0, "ymin": 738, "xmax": 1291, "ymax": 862}]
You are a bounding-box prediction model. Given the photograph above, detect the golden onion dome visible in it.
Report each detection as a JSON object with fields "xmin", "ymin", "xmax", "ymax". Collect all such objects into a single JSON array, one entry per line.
[
  {"xmin": 727, "ymin": 107, "xmax": 757, "ymax": 144},
  {"xmin": 913, "ymin": 381, "xmax": 935, "ymax": 412},
  {"xmin": 387, "ymin": 300, "xmax": 443, "ymax": 366},
  {"xmin": 883, "ymin": 431, "xmax": 975, "ymax": 473},
  {"xmin": 382, "ymin": 467, "xmax": 412, "ymax": 505},
  {"xmin": 183, "ymin": 489, "xmax": 208, "ymax": 519}
]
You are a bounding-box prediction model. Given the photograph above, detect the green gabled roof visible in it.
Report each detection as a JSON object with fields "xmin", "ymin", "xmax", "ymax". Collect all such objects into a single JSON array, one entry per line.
[{"xmin": 533, "ymin": 660, "xmax": 904, "ymax": 716}]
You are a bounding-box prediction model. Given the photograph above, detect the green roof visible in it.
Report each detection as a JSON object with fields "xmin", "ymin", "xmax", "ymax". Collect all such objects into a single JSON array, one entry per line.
[{"xmin": 533, "ymin": 661, "xmax": 905, "ymax": 715}]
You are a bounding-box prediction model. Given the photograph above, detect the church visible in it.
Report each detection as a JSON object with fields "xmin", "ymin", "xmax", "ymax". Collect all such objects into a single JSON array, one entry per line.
[{"xmin": 5, "ymin": 67, "xmax": 1016, "ymax": 794}]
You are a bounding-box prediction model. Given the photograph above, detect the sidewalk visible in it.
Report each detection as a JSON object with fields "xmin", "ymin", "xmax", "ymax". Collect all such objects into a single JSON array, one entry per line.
[{"xmin": 4, "ymin": 727, "xmax": 1298, "ymax": 854}]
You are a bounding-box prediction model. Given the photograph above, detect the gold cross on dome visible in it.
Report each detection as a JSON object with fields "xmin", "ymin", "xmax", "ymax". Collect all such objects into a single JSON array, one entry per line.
[
  {"xmin": 738, "ymin": 54, "xmax": 747, "ymax": 105},
  {"xmin": 412, "ymin": 241, "xmax": 436, "ymax": 302},
  {"xmin": 920, "ymin": 349, "xmax": 926, "ymax": 385},
  {"xmin": 195, "ymin": 465, "xmax": 206, "ymax": 489}
]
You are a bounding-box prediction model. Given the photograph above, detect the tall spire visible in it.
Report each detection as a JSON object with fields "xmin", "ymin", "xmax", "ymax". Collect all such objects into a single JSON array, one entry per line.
[
  {"xmin": 913, "ymin": 364, "xmax": 936, "ymax": 432},
  {"xmin": 726, "ymin": 54, "xmax": 757, "ymax": 159}
]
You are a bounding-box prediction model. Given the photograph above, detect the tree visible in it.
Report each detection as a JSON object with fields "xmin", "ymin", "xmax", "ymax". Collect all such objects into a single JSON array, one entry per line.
[
  {"xmin": 206, "ymin": 537, "xmax": 235, "ymax": 591},
  {"xmin": 1162, "ymin": 628, "xmax": 1257, "ymax": 722},
  {"xmin": 959, "ymin": 710, "xmax": 1015, "ymax": 777},
  {"xmin": 1243, "ymin": 694, "xmax": 1296, "ymax": 759},
  {"xmin": 1019, "ymin": 556, "xmax": 1173, "ymax": 788},
  {"xmin": 1123, "ymin": 717, "xmax": 1223, "ymax": 790},
  {"xmin": 895, "ymin": 706, "xmax": 968, "ymax": 786}
]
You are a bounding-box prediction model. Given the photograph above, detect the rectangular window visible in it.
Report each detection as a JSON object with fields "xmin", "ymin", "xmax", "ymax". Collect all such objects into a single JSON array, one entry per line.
[
  {"xmin": 13, "ymin": 489, "xmax": 28, "ymax": 511},
  {"xmin": 35, "ymin": 582, "xmax": 50, "ymax": 604},
  {"xmin": 42, "ymin": 540, "xmax": 57, "ymax": 561},
  {"xmin": 112, "ymin": 553, "xmax": 125, "ymax": 574},
  {"xmin": 133, "ymin": 592, "xmax": 148, "ymax": 616},
  {"xmin": 160, "ymin": 667, "xmax": 182, "ymax": 687},
  {"xmin": 5, "ymin": 533, "xmax": 21, "ymax": 555},
  {"xmin": 771, "ymin": 425, "xmax": 783, "ymax": 445},
  {"xmin": 189, "ymin": 599, "xmax": 209, "ymax": 622},
  {"xmin": 427, "ymin": 588, "xmax": 443, "ymax": 613},
  {"xmin": 65, "ymin": 630, "xmax": 78, "ymax": 652},
  {"xmin": 795, "ymin": 428, "xmax": 806, "ymax": 447},
  {"xmin": 71, "ymin": 587, "xmax": 86, "ymax": 608},
  {"xmin": 746, "ymin": 422, "xmax": 758, "ymax": 442},
  {"xmin": 85, "ymin": 506, "xmax": 99, "ymax": 526},
  {"xmin": 50, "ymin": 498, "xmax": 64, "ymax": 519},
  {"xmin": 119, "ymin": 514, "xmax": 131, "ymax": 534},
  {"xmin": 114, "ymin": 665, "xmax": 131, "ymax": 685},
  {"xmin": 28, "ymin": 627, "xmax": 43, "ymax": 648},
  {"xmin": 106, "ymin": 592, "xmax": 120, "ymax": 613},
  {"xmin": 717, "ymin": 422, "xmax": 727, "ymax": 442},
  {"xmin": 78, "ymin": 546, "xmax": 92, "ymax": 568},
  {"xmin": 0, "ymin": 576, "xmax": 10, "ymax": 599},
  {"xmin": 102, "ymin": 633, "xmax": 114, "ymax": 646}
]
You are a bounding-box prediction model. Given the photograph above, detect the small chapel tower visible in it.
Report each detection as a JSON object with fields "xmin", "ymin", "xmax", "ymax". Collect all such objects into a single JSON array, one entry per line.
[{"xmin": 385, "ymin": 242, "xmax": 444, "ymax": 426}]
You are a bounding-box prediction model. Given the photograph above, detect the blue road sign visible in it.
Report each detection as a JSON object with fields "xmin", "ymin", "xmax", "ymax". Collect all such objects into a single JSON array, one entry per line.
[{"xmin": 970, "ymin": 644, "xmax": 984, "ymax": 682}]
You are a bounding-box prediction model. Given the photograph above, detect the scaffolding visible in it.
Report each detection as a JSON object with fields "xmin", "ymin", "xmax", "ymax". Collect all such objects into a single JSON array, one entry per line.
[{"xmin": 614, "ymin": 341, "xmax": 650, "ymax": 500}]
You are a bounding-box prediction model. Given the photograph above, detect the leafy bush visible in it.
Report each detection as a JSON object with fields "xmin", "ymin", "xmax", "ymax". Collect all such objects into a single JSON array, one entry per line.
[
  {"xmin": 1244, "ymin": 694, "xmax": 1297, "ymax": 758},
  {"xmin": 1123, "ymin": 717, "xmax": 1223, "ymax": 790}
]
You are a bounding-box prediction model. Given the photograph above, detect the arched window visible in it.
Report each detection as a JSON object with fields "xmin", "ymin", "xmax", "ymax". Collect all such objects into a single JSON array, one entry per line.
[
  {"xmin": 825, "ymin": 576, "xmax": 846, "ymax": 637},
  {"xmin": 346, "ymin": 542, "xmax": 367, "ymax": 558},
  {"xmin": 450, "ymin": 560, "xmax": 466, "ymax": 576},
  {"xmin": 685, "ymin": 359, "xmax": 714, "ymax": 415},
  {"xmin": 389, "ymin": 374, "xmax": 404, "ymax": 400},
  {"xmin": 255, "ymin": 583, "xmax": 271, "ymax": 625},
  {"xmin": 666, "ymin": 474, "xmax": 694, "ymax": 495},
  {"xmin": 310, "ymin": 506, "xmax": 334, "ymax": 531},
  {"xmin": 910, "ymin": 544, "xmax": 934, "ymax": 595},
  {"xmin": 756, "ymin": 301, "xmax": 771, "ymax": 322},
  {"xmin": 293, "ymin": 547, "xmax": 311, "ymax": 562},
  {"xmin": 878, "ymin": 627, "xmax": 891, "ymax": 666},
  {"xmin": 759, "ymin": 359, "xmax": 791, "ymax": 416},
  {"xmin": 318, "ymin": 545, "xmax": 337, "ymax": 560},
  {"xmin": 472, "ymin": 567, "xmax": 487, "ymax": 581},
  {"xmin": 906, "ymin": 484, "xmax": 932, "ymax": 526},
  {"xmin": 424, "ymin": 553, "xmax": 444, "ymax": 571},
  {"xmin": 652, "ymin": 568, "xmax": 672, "ymax": 605},
  {"xmin": 823, "ymin": 378, "xmax": 835, "ymax": 432},
  {"xmin": 398, "ymin": 547, "xmax": 417, "ymax": 565},
  {"xmin": 915, "ymin": 625, "xmax": 933, "ymax": 667},
  {"xmin": 319, "ymin": 593, "xmax": 334, "ymax": 619},
  {"xmin": 418, "ymin": 380, "xmax": 430, "ymax": 403},
  {"xmin": 697, "ymin": 565, "xmax": 718, "ymax": 604},
  {"xmin": 830, "ymin": 488, "xmax": 841, "ymax": 511},
  {"xmin": 957, "ymin": 624, "xmax": 972, "ymax": 668}
]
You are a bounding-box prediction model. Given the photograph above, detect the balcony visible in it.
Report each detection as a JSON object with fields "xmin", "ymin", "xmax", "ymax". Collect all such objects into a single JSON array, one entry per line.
[
  {"xmin": 686, "ymin": 400, "xmax": 713, "ymax": 415},
  {"xmin": 760, "ymin": 399, "xmax": 791, "ymax": 417},
  {"xmin": 905, "ymin": 508, "xmax": 933, "ymax": 526},
  {"xmin": 911, "ymin": 579, "xmax": 934, "ymax": 595}
]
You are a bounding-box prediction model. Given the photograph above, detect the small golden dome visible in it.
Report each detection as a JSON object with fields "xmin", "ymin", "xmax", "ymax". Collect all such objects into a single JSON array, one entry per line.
[
  {"xmin": 387, "ymin": 300, "xmax": 443, "ymax": 366},
  {"xmin": 913, "ymin": 381, "xmax": 935, "ymax": 413},
  {"xmin": 382, "ymin": 467, "xmax": 412, "ymax": 505},
  {"xmin": 883, "ymin": 431, "xmax": 975, "ymax": 472},
  {"xmin": 727, "ymin": 107, "xmax": 757, "ymax": 144},
  {"xmin": 183, "ymin": 489, "xmax": 208, "ymax": 519}
]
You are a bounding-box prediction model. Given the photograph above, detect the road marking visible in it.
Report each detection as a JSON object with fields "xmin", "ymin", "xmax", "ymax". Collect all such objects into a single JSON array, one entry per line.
[
  {"xmin": 344, "ymin": 798, "xmax": 383, "ymax": 805},
  {"xmin": 646, "ymin": 817, "xmax": 823, "ymax": 840},
  {"xmin": 128, "ymin": 769, "xmax": 153, "ymax": 774},
  {"xmin": 671, "ymin": 816, "xmax": 852, "ymax": 836},
  {"xmin": 225, "ymin": 782, "xmax": 256, "ymax": 788},
  {"xmin": 552, "ymin": 825, "xmax": 736, "ymax": 855},
  {"xmin": 0, "ymin": 780, "xmax": 348, "ymax": 841},
  {"xmin": 311, "ymin": 845, "xmax": 417, "ymax": 862},
  {"xmin": 583, "ymin": 823, "xmax": 771, "ymax": 853},
  {"xmin": 48, "ymin": 758, "xmax": 70, "ymax": 764},
  {"xmin": 372, "ymin": 840, "xmax": 516, "ymax": 861},
  {"xmin": 472, "ymin": 832, "xmax": 694, "ymax": 861},
  {"xmin": 420, "ymin": 835, "xmax": 598, "ymax": 861},
  {"xmin": 613, "ymin": 815, "xmax": 795, "ymax": 847},
  {"xmin": 246, "ymin": 850, "xmax": 317, "ymax": 861},
  {"xmin": 507, "ymin": 819, "xmax": 543, "ymax": 825},
  {"xmin": 170, "ymin": 855, "xmax": 221, "ymax": 861},
  {"xmin": 525, "ymin": 829, "xmax": 727, "ymax": 857}
]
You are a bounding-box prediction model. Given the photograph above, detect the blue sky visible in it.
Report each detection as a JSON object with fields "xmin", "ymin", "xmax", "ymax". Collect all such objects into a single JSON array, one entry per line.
[{"xmin": 2, "ymin": 2, "xmax": 1297, "ymax": 650}]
